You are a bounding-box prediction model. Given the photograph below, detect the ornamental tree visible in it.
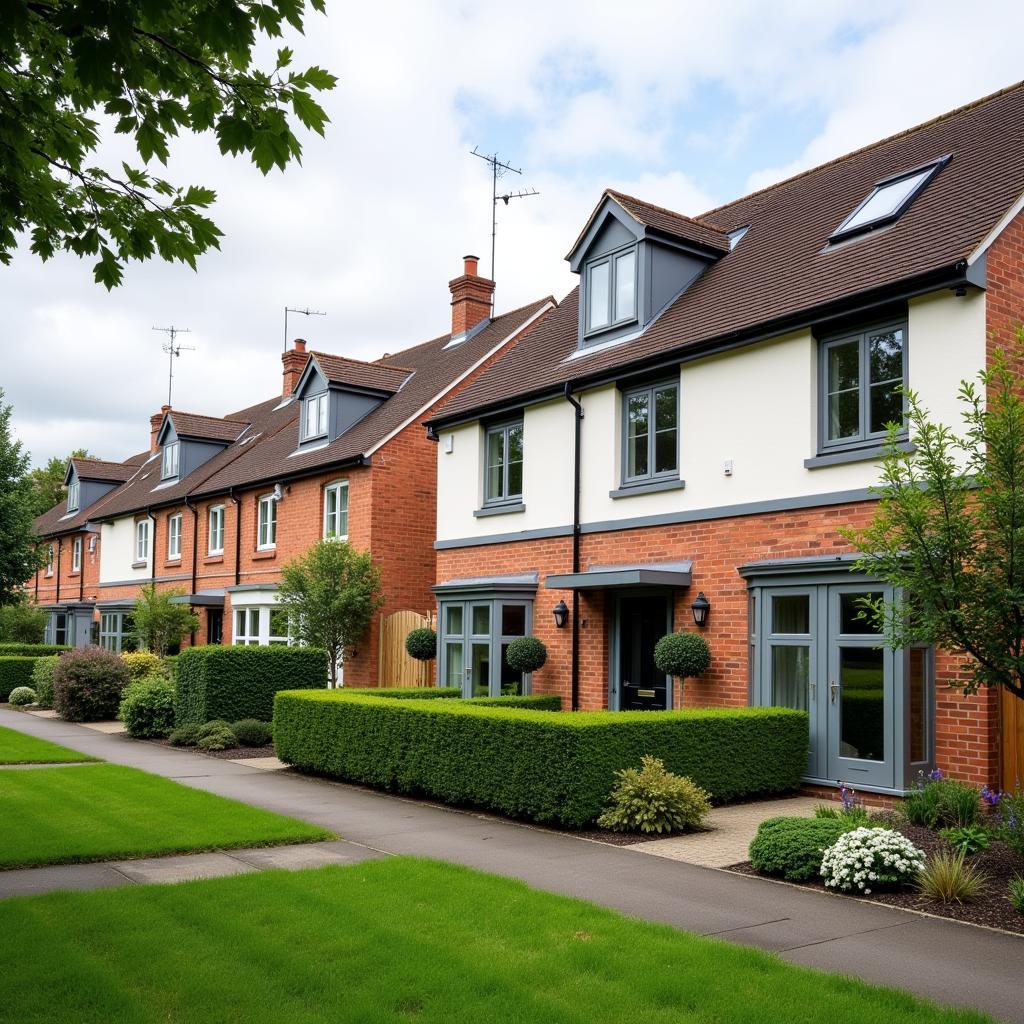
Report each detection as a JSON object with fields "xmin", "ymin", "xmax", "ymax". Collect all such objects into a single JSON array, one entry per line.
[
  {"xmin": 132, "ymin": 584, "xmax": 200, "ymax": 654},
  {"xmin": 2, "ymin": 0, "xmax": 336, "ymax": 287},
  {"xmin": 844, "ymin": 340, "xmax": 1024, "ymax": 703},
  {"xmin": 0, "ymin": 390, "xmax": 39, "ymax": 604},
  {"xmin": 405, "ymin": 627, "xmax": 437, "ymax": 662},
  {"xmin": 653, "ymin": 631, "xmax": 711, "ymax": 682}
]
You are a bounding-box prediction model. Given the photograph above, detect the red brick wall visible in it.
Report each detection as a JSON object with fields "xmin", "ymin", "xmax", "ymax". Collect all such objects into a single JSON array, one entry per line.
[{"xmin": 31, "ymin": 530, "xmax": 101, "ymax": 608}]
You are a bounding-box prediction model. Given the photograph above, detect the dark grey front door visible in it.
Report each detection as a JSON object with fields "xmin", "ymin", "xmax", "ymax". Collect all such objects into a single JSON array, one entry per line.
[{"xmin": 618, "ymin": 595, "xmax": 670, "ymax": 710}]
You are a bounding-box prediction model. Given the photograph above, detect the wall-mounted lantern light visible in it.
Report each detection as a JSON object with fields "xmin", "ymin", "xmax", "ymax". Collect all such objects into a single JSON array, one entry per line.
[
  {"xmin": 690, "ymin": 592, "xmax": 710, "ymax": 628},
  {"xmin": 552, "ymin": 600, "xmax": 569, "ymax": 629}
]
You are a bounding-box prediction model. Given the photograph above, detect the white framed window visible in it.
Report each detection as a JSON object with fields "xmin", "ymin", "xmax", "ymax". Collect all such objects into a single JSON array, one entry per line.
[
  {"xmin": 167, "ymin": 513, "xmax": 182, "ymax": 559},
  {"xmin": 233, "ymin": 607, "xmax": 262, "ymax": 646},
  {"xmin": 67, "ymin": 480, "xmax": 80, "ymax": 511},
  {"xmin": 323, "ymin": 481, "xmax": 349, "ymax": 539},
  {"xmin": 257, "ymin": 494, "xmax": 277, "ymax": 550},
  {"xmin": 302, "ymin": 393, "xmax": 329, "ymax": 441},
  {"xmin": 46, "ymin": 545, "xmax": 54, "ymax": 576},
  {"xmin": 208, "ymin": 504, "xmax": 225, "ymax": 555},
  {"xmin": 135, "ymin": 519, "xmax": 150, "ymax": 563},
  {"xmin": 232, "ymin": 605, "xmax": 294, "ymax": 646},
  {"xmin": 161, "ymin": 441, "xmax": 180, "ymax": 479},
  {"xmin": 72, "ymin": 536, "xmax": 82, "ymax": 572}
]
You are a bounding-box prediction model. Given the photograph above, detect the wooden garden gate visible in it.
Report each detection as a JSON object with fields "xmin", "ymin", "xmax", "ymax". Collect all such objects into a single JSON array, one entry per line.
[
  {"xmin": 378, "ymin": 609, "xmax": 436, "ymax": 688},
  {"xmin": 1001, "ymin": 687, "xmax": 1024, "ymax": 791}
]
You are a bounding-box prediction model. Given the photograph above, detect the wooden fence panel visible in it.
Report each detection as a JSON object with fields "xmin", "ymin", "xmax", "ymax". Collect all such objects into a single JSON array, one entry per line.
[
  {"xmin": 378, "ymin": 609, "xmax": 436, "ymax": 688},
  {"xmin": 1001, "ymin": 687, "xmax": 1024, "ymax": 791}
]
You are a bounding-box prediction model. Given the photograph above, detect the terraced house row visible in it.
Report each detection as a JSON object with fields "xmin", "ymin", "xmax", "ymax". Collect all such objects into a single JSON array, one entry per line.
[{"xmin": 30, "ymin": 81, "xmax": 1024, "ymax": 795}]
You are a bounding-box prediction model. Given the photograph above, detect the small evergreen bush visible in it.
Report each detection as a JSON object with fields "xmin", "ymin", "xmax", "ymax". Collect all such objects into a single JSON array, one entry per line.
[
  {"xmin": 821, "ymin": 828, "xmax": 925, "ymax": 894},
  {"xmin": 119, "ymin": 675, "xmax": 176, "ymax": 738},
  {"xmin": 120, "ymin": 651, "xmax": 165, "ymax": 681},
  {"xmin": 168, "ymin": 723, "xmax": 201, "ymax": 747},
  {"xmin": 30, "ymin": 655, "xmax": 59, "ymax": 707},
  {"xmin": 749, "ymin": 816, "xmax": 865, "ymax": 881},
  {"xmin": 197, "ymin": 723, "xmax": 237, "ymax": 751},
  {"xmin": 404, "ymin": 628, "xmax": 437, "ymax": 662},
  {"xmin": 198, "ymin": 719, "xmax": 233, "ymax": 739},
  {"xmin": 7, "ymin": 685, "xmax": 36, "ymax": 707},
  {"xmin": 597, "ymin": 755, "xmax": 710, "ymax": 834},
  {"xmin": 940, "ymin": 825, "xmax": 990, "ymax": 856},
  {"xmin": 916, "ymin": 850, "xmax": 986, "ymax": 904},
  {"xmin": 231, "ymin": 719, "xmax": 273, "ymax": 746},
  {"xmin": 904, "ymin": 773, "xmax": 979, "ymax": 829},
  {"xmin": 504, "ymin": 636, "xmax": 547, "ymax": 674},
  {"xmin": 53, "ymin": 646, "xmax": 130, "ymax": 722},
  {"xmin": 653, "ymin": 632, "xmax": 711, "ymax": 680},
  {"xmin": 0, "ymin": 656, "xmax": 39, "ymax": 701}
]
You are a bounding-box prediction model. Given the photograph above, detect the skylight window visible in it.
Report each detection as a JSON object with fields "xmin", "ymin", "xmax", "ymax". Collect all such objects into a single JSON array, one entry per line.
[{"xmin": 830, "ymin": 157, "xmax": 948, "ymax": 243}]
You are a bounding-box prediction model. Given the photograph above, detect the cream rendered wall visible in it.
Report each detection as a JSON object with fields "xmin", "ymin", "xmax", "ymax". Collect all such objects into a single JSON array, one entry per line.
[
  {"xmin": 99, "ymin": 516, "xmax": 151, "ymax": 583},
  {"xmin": 436, "ymin": 289, "xmax": 986, "ymax": 541}
]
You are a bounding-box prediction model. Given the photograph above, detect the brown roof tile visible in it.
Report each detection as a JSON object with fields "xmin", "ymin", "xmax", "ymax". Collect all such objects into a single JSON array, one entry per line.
[
  {"xmin": 604, "ymin": 189, "xmax": 730, "ymax": 255},
  {"xmin": 69, "ymin": 457, "xmax": 134, "ymax": 483},
  {"xmin": 166, "ymin": 410, "xmax": 250, "ymax": 443},
  {"xmin": 308, "ymin": 353, "xmax": 413, "ymax": 394}
]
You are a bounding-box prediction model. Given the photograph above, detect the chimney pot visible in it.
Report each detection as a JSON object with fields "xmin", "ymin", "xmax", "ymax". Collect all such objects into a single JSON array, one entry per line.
[
  {"xmin": 449, "ymin": 255, "xmax": 494, "ymax": 337},
  {"xmin": 281, "ymin": 338, "xmax": 308, "ymax": 396},
  {"xmin": 463, "ymin": 254, "xmax": 479, "ymax": 277}
]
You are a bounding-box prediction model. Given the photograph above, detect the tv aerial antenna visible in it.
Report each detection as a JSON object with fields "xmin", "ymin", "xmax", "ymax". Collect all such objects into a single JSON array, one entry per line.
[
  {"xmin": 152, "ymin": 325, "xmax": 194, "ymax": 407},
  {"xmin": 470, "ymin": 147, "xmax": 539, "ymax": 309},
  {"xmin": 284, "ymin": 307, "xmax": 327, "ymax": 351}
]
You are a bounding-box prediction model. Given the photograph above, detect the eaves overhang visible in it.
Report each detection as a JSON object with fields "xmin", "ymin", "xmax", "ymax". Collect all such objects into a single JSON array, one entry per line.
[{"xmin": 546, "ymin": 560, "xmax": 693, "ymax": 591}]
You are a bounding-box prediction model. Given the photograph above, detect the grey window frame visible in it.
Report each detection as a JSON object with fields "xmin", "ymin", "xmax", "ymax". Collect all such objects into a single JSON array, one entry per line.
[
  {"xmin": 483, "ymin": 418, "xmax": 524, "ymax": 507},
  {"xmin": 621, "ymin": 379, "xmax": 680, "ymax": 487},
  {"xmin": 67, "ymin": 480, "xmax": 80, "ymax": 511},
  {"xmin": 99, "ymin": 610, "xmax": 137, "ymax": 653},
  {"xmin": 161, "ymin": 441, "xmax": 179, "ymax": 480},
  {"xmin": 301, "ymin": 392, "xmax": 328, "ymax": 442},
  {"xmin": 817, "ymin": 320, "xmax": 908, "ymax": 455},
  {"xmin": 584, "ymin": 242, "xmax": 639, "ymax": 338}
]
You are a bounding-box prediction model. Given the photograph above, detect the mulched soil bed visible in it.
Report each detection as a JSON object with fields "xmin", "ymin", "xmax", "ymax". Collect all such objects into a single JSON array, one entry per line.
[
  {"xmin": 728, "ymin": 815, "xmax": 1024, "ymax": 935},
  {"xmin": 149, "ymin": 739, "xmax": 277, "ymax": 760}
]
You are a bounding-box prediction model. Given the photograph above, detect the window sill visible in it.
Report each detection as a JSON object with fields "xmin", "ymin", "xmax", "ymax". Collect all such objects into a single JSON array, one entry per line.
[
  {"xmin": 68, "ymin": 571, "xmax": 81, "ymax": 578},
  {"xmin": 253, "ymin": 548, "xmax": 277, "ymax": 560},
  {"xmin": 164, "ymin": 558, "xmax": 182, "ymax": 567},
  {"xmin": 804, "ymin": 440, "xmax": 913, "ymax": 469},
  {"xmin": 131, "ymin": 560, "xmax": 149, "ymax": 570},
  {"xmin": 583, "ymin": 317, "xmax": 638, "ymax": 344},
  {"xmin": 474, "ymin": 502, "xmax": 526, "ymax": 518},
  {"xmin": 204, "ymin": 554, "xmax": 224, "ymax": 564},
  {"xmin": 609, "ymin": 478, "xmax": 686, "ymax": 499}
]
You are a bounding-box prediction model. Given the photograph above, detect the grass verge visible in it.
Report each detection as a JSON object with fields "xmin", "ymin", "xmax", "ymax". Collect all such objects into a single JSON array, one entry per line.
[
  {"xmin": 0, "ymin": 724, "xmax": 97, "ymax": 764},
  {"xmin": 0, "ymin": 764, "xmax": 333, "ymax": 868},
  {"xmin": 0, "ymin": 858, "xmax": 991, "ymax": 1023}
]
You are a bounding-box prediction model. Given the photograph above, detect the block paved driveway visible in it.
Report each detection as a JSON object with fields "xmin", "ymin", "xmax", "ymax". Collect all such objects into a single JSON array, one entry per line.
[{"xmin": 1, "ymin": 709, "xmax": 1020, "ymax": 1023}]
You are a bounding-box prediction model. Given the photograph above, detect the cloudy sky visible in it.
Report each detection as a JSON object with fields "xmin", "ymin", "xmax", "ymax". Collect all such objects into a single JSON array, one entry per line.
[{"xmin": 6, "ymin": 0, "xmax": 1024, "ymax": 466}]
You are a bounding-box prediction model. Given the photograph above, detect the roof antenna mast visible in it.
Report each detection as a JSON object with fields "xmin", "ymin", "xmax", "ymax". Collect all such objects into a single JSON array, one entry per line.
[
  {"xmin": 152, "ymin": 325, "xmax": 194, "ymax": 407},
  {"xmin": 470, "ymin": 147, "xmax": 539, "ymax": 310},
  {"xmin": 284, "ymin": 307, "xmax": 327, "ymax": 351}
]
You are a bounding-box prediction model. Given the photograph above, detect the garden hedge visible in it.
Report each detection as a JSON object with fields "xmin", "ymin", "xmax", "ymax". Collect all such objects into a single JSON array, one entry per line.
[
  {"xmin": 342, "ymin": 687, "xmax": 461, "ymax": 701},
  {"xmin": 273, "ymin": 691, "xmax": 807, "ymax": 828},
  {"xmin": 0, "ymin": 643, "xmax": 70, "ymax": 658},
  {"xmin": 175, "ymin": 646, "xmax": 328, "ymax": 726},
  {"xmin": 0, "ymin": 657, "xmax": 41, "ymax": 701},
  {"xmin": 464, "ymin": 694, "xmax": 561, "ymax": 711}
]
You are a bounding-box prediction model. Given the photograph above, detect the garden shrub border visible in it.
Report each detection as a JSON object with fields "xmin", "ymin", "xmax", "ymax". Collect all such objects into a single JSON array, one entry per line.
[
  {"xmin": 274, "ymin": 690, "xmax": 807, "ymax": 828},
  {"xmin": 0, "ymin": 657, "xmax": 42, "ymax": 702},
  {"xmin": 0, "ymin": 643, "xmax": 70, "ymax": 657}
]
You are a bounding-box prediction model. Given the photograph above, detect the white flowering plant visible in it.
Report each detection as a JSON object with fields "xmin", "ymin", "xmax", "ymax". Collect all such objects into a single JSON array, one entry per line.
[{"xmin": 820, "ymin": 827, "xmax": 925, "ymax": 895}]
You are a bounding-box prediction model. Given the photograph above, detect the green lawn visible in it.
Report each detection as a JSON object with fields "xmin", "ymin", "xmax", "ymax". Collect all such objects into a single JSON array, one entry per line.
[
  {"xmin": 0, "ymin": 764, "xmax": 333, "ymax": 868},
  {"xmin": 0, "ymin": 724, "xmax": 97, "ymax": 764},
  {"xmin": 0, "ymin": 859, "xmax": 990, "ymax": 1023}
]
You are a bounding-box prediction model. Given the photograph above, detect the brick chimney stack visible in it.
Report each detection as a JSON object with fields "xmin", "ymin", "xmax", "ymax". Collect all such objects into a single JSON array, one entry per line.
[
  {"xmin": 449, "ymin": 255, "xmax": 494, "ymax": 337},
  {"xmin": 150, "ymin": 404, "xmax": 171, "ymax": 452},
  {"xmin": 282, "ymin": 338, "xmax": 307, "ymax": 396}
]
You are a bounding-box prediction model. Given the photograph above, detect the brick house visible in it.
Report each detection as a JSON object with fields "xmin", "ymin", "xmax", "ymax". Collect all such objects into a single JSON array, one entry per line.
[
  {"xmin": 425, "ymin": 83, "xmax": 1024, "ymax": 795},
  {"xmin": 30, "ymin": 261, "xmax": 553, "ymax": 685}
]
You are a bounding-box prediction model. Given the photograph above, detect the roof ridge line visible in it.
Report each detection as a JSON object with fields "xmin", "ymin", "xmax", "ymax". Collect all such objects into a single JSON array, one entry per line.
[
  {"xmin": 696, "ymin": 78, "xmax": 1024, "ymax": 223},
  {"xmin": 606, "ymin": 188, "xmax": 728, "ymax": 235}
]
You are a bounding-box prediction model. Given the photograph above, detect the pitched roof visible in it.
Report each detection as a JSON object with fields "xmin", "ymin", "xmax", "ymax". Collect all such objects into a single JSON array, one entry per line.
[
  {"xmin": 603, "ymin": 189, "xmax": 730, "ymax": 255},
  {"xmin": 34, "ymin": 454, "xmax": 144, "ymax": 538},
  {"xmin": 308, "ymin": 353, "xmax": 413, "ymax": 394},
  {"xmin": 69, "ymin": 457, "xmax": 134, "ymax": 483},
  {"xmin": 431, "ymin": 80, "xmax": 1024, "ymax": 425},
  {"xmin": 166, "ymin": 410, "xmax": 250, "ymax": 443}
]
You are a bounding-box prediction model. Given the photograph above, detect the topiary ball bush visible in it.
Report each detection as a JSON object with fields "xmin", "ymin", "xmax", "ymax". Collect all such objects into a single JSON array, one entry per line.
[
  {"xmin": 749, "ymin": 815, "xmax": 870, "ymax": 881},
  {"xmin": 197, "ymin": 724, "xmax": 237, "ymax": 751},
  {"xmin": 505, "ymin": 636, "xmax": 547, "ymax": 674},
  {"xmin": 654, "ymin": 632, "xmax": 711, "ymax": 680},
  {"xmin": 597, "ymin": 755, "xmax": 711, "ymax": 834},
  {"xmin": 7, "ymin": 686, "xmax": 36, "ymax": 707},
  {"xmin": 168, "ymin": 723, "xmax": 201, "ymax": 747},
  {"xmin": 119, "ymin": 675, "xmax": 176, "ymax": 738},
  {"xmin": 53, "ymin": 646, "xmax": 130, "ymax": 722},
  {"xmin": 405, "ymin": 628, "xmax": 437, "ymax": 662},
  {"xmin": 30, "ymin": 655, "xmax": 59, "ymax": 708},
  {"xmin": 231, "ymin": 719, "xmax": 273, "ymax": 747}
]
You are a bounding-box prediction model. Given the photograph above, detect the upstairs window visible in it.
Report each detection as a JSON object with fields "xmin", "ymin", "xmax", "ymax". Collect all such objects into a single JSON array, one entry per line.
[
  {"xmin": 586, "ymin": 246, "xmax": 637, "ymax": 335},
  {"xmin": 72, "ymin": 536, "xmax": 82, "ymax": 572},
  {"xmin": 257, "ymin": 494, "xmax": 277, "ymax": 550},
  {"xmin": 67, "ymin": 480, "xmax": 80, "ymax": 511},
  {"xmin": 324, "ymin": 481, "xmax": 349, "ymax": 540},
  {"xmin": 302, "ymin": 392, "xmax": 329, "ymax": 441},
  {"xmin": 46, "ymin": 545, "xmax": 54, "ymax": 575},
  {"xmin": 819, "ymin": 322, "xmax": 907, "ymax": 451},
  {"xmin": 623, "ymin": 381, "xmax": 679, "ymax": 485},
  {"xmin": 161, "ymin": 441, "xmax": 179, "ymax": 479},
  {"xmin": 135, "ymin": 519, "xmax": 150, "ymax": 563},
  {"xmin": 208, "ymin": 505, "xmax": 225, "ymax": 555},
  {"xmin": 167, "ymin": 513, "xmax": 182, "ymax": 560},
  {"xmin": 484, "ymin": 420, "xmax": 523, "ymax": 506}
]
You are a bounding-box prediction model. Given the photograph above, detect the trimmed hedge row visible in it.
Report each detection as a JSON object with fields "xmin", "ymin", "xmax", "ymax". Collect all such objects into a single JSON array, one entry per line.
[
  {"xmin": 0, "ymin": 643, "xmax": 70, "ymax": 657},
  {"xmin": 273, "ymin": 691, "xmax": 808, "ymax": 828},
  {"xmin": 464, "ymin": 694, "xmax": 562, "ymax": 711},
  {"xmin": 176, "ymin": 646, "xmax": 328, "ymax": 726},
  {"xmin": 340, "ymin": 687, "xmax": 560, "ymax": 711},
  {"xmin": 0, "ymin": 657, "xmax": 42, "ymax": 701}
]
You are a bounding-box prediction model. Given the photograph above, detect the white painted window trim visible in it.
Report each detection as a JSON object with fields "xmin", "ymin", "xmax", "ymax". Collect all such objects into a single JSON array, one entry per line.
[
  {"xmin": 46, "ymin": 545, "xmax": 54, "ymax": 576},
  {"xmin": 135, "ymin": 519, "xmax": 150, "ymax": 562},
  {"xmin": 161, "ymin": 441, "xmax": 180, "ymax": 479},
  {"xmin": 208, "ymin": 504, "xmax": 225, "ymax": 555},
  {"xmin": 302, "ymin": 392, "xmax": 329, "ymax": 441},
  {"xmin": 167, "ymin": 513, "xmax": 182, "ymax": 559},
  {"xmin": 67, "ymin": 480, "xmax": 80, "ymax": 511},
  {"xmin": 232, "ymin": 604, "xmax": 292, "ymax": 646},
  {"xmin": 257, "ymin": 494, "xmax": 277, "ymax": 550},
  {"xmin": 72, "ymin": 537, "xmax": 82, "ymax": 572},
  {"xmin": 323, "ymin": 480, "xmax": 350, "ymax": 541}
]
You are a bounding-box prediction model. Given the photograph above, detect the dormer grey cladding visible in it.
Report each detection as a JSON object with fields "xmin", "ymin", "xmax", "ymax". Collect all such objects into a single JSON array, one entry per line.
[
  {"xmin": 155, "ymin": 417, "xmax": 237, "ymax": 481},
  {"xmin": 64, "ymin": 465, "xmax": 120, "ymax": 515}
]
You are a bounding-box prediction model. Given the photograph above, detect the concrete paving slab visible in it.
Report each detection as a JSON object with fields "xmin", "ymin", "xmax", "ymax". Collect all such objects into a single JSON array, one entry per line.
[
  {"xmin": 230, "ymin": 756, "xmax": 289, "ymax": 770},
  {"xmin": 109, "ymin": 852, "xmax": 256, "ymax": 884},
  {"xmin": 79, "ymin": 721, "xmax": 126, "ymax": 734},
  {"xmin": 24, "ymin": 709, "xmax": 59, "ymax": 719},
  {"xmin": 0, "ymin": 863, "xmax": 131, "ymax": 898},
  {"xmin": 229, "ymin": 840, "xmax": 381, "ymax": 870}
]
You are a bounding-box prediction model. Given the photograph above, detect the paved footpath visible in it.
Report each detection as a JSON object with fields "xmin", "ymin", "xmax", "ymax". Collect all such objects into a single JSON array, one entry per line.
[{"xmin": 2, "ymin": 710, "xmax": 1021, "ymax": 1023}]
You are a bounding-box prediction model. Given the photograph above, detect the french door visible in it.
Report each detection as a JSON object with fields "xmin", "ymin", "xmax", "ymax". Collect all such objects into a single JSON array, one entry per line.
[{"xmin": 439, "ymin": 598, "xmax": 531, "ymax": 698}]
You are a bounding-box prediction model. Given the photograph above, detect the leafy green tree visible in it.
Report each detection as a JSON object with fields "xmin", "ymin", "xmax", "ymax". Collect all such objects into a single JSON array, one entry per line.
[
  {"xmin": 277, "ymin": 540, "xmax": 384, "ymax": 686},
  {"xmin": 0, "ymin": 600, "xmax": 47, "ymax": 642},
  {"xmin": 132, "ymin": 584, "xmax": 200, "ymax": 654},
  {"xmin": 845, "ymin": 342, "xmax": 1024, "ymax": 703},
  {"xmin": 0, "ymin": 390, "xmax": 39, "ymax": 605},
  {"xmin": 29, "ymin": 449, "xmax": 89, "ymax": 518},
  {"xmin": 2, "ymin": 0, "xmax": 336, "ymax": 288}
]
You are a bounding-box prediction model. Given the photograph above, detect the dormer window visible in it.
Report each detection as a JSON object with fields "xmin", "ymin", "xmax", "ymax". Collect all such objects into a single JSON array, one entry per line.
[
  {"xmin": 302, "ymin": 393, "xmax": 328, "ymax": 441},
  {"xmin": 67, "ymin": 480, "xmax": 80, "ymax": 511},
  {"xmin": 586, "ymin": 246, "xmax": 637, "ymax": 335},
  {"xmin": 161, "ymin": 441, "xmax": 179, "ymax": 479}
]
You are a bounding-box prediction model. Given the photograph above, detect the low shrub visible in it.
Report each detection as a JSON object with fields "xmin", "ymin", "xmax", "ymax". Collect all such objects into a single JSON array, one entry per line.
[
  {"xmin": 821, "ymin": 827, "xmax": 925, "ymax": 894},
  {"xmin": 198, "ymin": 719, "xmax": 233, "ymax": 739},
  {"xmin": 940, "ymin": 825, "xmax": 990, "ymax": 856},
  {"xmin": 504, "ymin": 636, "xmax": 547, "ymax": 674},
  {"xmin": 197, "ymin": 723, "xmax": 237, "ymax": 751},
  {"xmin": 814, "ymin": 805, "xmax": 873, "ymax": 826},
  {"xmin": 273, "ymin": 691, "xmax": 808, "ymax": 828},
  {"xmin": 168, "ymin": 723, "xmax": 200, "ymax": 747},
  {"xmin": 463, "ymin": 694, "xmax": 562, "ymax": 711},
  {"xmin": 404, "ymin": 628, "xmax": 437, "ymax": 662},
  {"xmin": 653, "ymin": 632, "xmax": 711, "ymax": 680},
  {"xmin": 749, "ymin": 816, "xmax": 862, "ymax": 881},
  {"xmin": 175, "ymin": 646, "xmax": 328, "ymax": 726},
  {"xmin": 30, "ymin": 656, "xmax": 59, "ymax": 708},
  {"xmin": 0, "ymin": 657, "xmax": 39, "ymax": 701},
  {"xmin": 0, "ymin": 643, "xmax": 70, "ymax": 657},
  {"xmin": 597, "ymin": 755, "xmax": 710, "ymax": 834},
  {"xmin": 231, "ymin": 719, "xmax": 273, "ymax": 747},
  {"xmin": 342, "ymin": 687, "xmax": 461, "ymax": 701},
  {"xmin": 7, "ymin": 686, "xmax": 36, "ymax": 707},
  {"xmin": 916, "ymin": 850, "xmax": 987, "ymax": 904},
  {"xmin": 903, "ymin": 772, "xmax": 979, "ymax": 829},
  {"xmin": 119, "ymin": 676, "xmax": 176, "ymax": 738},
  {"xmin": 121, "ymin": 651, "xmax": 165, "ymax": 681},
  {"xmin": 0, "ymin": 604, "xmax": 47, "ymax": 644},
  {"xmin": 1009, "ymin": 876, "xmax": 1024, "ymax": 914},
  {"xmin": 52, "ymin": 647, "xmax": 130, "ymax": 722}
]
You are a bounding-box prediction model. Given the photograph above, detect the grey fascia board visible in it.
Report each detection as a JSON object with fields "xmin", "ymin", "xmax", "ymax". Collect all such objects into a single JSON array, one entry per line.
[
  {"xmin": 433, "ymin": 572, "xmax": 539, "ymax": 595},
  {"xmin": 546, "ymin": 560, "xmax": 692, "ymax": 591},
  {"xmin": 609, "ymin": 478, "xmax": 685, "ymax": 499},
  {"xmin": 473, "ymin": 502, "xmax": 526, "ymax": 518},
  {"xmin": 738, "ymin": 552, "xmax": 862, "ymax": 579},
  {"xmin": 434, "ymin": 524, "xmax": 574, "ymax": 550},
  {"xmin": 96, "ymin": 598, "xmax": 138, "ymax": 609},
  {"xmin": 226, "ymin": 583, "xmax": 280, "ymax": 593},
  {"xmin": 100, "ymin": 573, "xmax": 191, "ymax": 587},
  {"xmin": 169, "ymin": 590, "xmax": 226, "ymax": 606},
  {"xmin": 41, "ymin": 601, "xmax": 95, "ymax": 610}
]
